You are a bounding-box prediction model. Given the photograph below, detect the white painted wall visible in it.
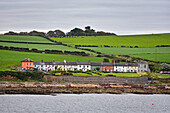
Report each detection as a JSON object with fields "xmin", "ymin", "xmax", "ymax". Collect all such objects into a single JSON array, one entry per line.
[
  {"xmin": 44, "ymin": 65, "xmax": 55, "ymax": 71},
  {"xmin": 77, "ymin": 65, "xmax": 91, "ymax": 72},
  {"xmin": 33, "ymin": 64, "xmax": 44, "ymax": 71},
  {"xmin": 67, "ymin": 65, "xmax": 78, "ymax": 71},
  {"xmin": 114, "ymin": 66, "xmax": 127, "ymax": 72}
]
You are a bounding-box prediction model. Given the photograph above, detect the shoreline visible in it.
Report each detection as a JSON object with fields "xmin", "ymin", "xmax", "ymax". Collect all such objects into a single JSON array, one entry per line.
[{"xmin": 0, "ymin": 82, "xmax": 170, "ymax": 95}]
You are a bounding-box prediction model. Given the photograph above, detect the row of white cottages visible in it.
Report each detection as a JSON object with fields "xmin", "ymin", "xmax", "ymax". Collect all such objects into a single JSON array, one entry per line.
[{"xmin": 22, "ymin": 59, "xmax": 149, "ymax": 73}]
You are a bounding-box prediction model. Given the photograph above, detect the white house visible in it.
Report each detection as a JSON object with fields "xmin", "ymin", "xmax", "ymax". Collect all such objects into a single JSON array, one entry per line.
[
  {"xmin": 114, "ymin": 63, "xmax": 127, "ymax": 72},
  {"xmin": 44, "ymin": 60, "xmax": 56, "ymax": 71},
  {"xmin": 33, "ymin": 60, "xmax": 45, "ymax": 71},
  {"xmin": 66, "ymin": 62, "xmax": 78, "ymax": 71},
  {"xmin": 76, "ymin": 60, "xmax": 91, "ymax": 72},
  {"xmin": 138, "ymin": 61, "xmax": 149, "ymax": 72}
]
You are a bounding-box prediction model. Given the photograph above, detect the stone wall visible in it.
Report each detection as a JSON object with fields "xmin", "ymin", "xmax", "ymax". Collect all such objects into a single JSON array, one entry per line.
[{"xmin": 44, "ymin": 76, "xmax": 148, "ymax": 84}]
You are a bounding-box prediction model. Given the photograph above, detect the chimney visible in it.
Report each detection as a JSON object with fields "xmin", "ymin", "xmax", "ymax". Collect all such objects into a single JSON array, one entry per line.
[
  {"xmin": 114, "ymin": 60, "xmax": 115, "ymax": 64},
  {"xmin": 41, "ymin": 59, "xmax": 43, "ymax": 63},
  {"xmin": 101, "ymin": 61, "xmax": 103, "ymax": 64},
  {"xmin": 64, "ymin": 60, "xmax": 66, "ymax": 64},
  {"xmin": 52, "ymin": 59, "xmax": 55, "ymax": 63}
]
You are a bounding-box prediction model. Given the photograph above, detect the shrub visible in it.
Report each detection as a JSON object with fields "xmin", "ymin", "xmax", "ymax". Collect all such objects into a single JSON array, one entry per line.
[{"xmin": 106, "ymin": 74, "xmax": 116, "ymax": 77}]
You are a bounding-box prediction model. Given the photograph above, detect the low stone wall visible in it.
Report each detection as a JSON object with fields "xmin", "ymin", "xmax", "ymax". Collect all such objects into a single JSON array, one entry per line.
[{"xmin": 44, "ymin": 76, "xmax": 148, "ymax": 84}]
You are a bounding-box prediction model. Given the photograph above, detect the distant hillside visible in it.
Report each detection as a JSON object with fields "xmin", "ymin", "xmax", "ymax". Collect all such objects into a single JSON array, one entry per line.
[
  {"xmin": 0, "ymin": 50, "xmax": 104, "ymax": 71},
  {"xmin": 0, "ymin": 35, "xmax": 53, "ymax": 43},
  {"xmin": 51, "ymin": 33, "xmax": 170, "ymax": 47}
]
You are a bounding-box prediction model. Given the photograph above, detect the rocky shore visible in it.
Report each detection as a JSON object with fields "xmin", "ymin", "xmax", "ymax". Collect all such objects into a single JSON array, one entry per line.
[{"xmin": 0, "ymin": 82, "xmax": 170, "ymax": 95}]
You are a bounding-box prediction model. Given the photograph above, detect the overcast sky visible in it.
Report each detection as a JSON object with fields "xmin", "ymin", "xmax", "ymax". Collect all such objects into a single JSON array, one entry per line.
[{"xmin": 0, "ymin": 0, "xmax": 170, "ymax": 35}]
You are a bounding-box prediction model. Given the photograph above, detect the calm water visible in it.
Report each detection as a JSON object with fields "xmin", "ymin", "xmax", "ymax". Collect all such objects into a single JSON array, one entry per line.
[{"xmin": 0, "ymin": 94, "xmax": 170, "ymax": 113}]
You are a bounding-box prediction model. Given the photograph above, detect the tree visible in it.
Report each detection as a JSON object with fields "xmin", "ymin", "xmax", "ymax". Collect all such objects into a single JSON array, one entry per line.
[
  {"xmin": 29, "ymin": 31, "xmax": 45, "ymax": 37},
  {"xmin": 19, "ymin": 32, "xmax": 28, "ymax": 36},
  {"xmin": 153, "ymin": 64, "xmax": 162, "ymax": 73},
  {"xmin": 85, "ymin": 26, "xmax": 91, "ymax": 30},
  {"xmin": 54, "ymin": 30, "xmax": 65, "ymax": 37},
  {"xmin": 161, "ymin": 63, "xmax": 170, "ymax": 71},
  {"xmin": 85, "ymin": 26, "xmax": 96, "ymax": 36},
  {"xmin": 96, "ymin": 67, "xmax": 100, "ymax": 71},
  {"xmin": 104, "ymin": 58, "xmax": 109, "ymax": 62},
  {"xmin": 4, "ymin": 31, "xmax": 18, "ymax": 35},
  {"xmin": 67, "ymin": 28, "xmax": 85, "ymax": 36},
  {"xmin": 47, "ymin": 31, "xmax": 55, "ymax": 37}
]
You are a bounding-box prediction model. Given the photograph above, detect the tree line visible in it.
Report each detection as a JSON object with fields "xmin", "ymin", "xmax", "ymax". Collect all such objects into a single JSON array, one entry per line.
[
  {"xmin": 0, "ymin": 46, "xmax": 89, "ymax": 56},
  {"xmin": 4, "ymin": 26, "xmax": 116, "ymax": 37}
]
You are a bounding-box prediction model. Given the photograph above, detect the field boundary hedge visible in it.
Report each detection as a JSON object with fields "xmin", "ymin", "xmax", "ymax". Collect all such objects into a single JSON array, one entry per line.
[
  {"xmin": 0, "ymin": 40, "xmax": 63, "ymax": 45},
  {"xmin": 0, "ymin": 46, "xmax": 90, "ymax": 56}
]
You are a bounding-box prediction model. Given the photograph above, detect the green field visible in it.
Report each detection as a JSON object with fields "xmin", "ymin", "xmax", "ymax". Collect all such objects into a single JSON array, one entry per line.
[
  {"xmin": 81, "ymin": 47, "xmax": 170, "ymax": 55},
  {"xmin": 51, "ymin": 33, "xmax": 170, "ymax": 47},
  {"xmin": 81, "ymin": 47, "xmax": 170, "ymax": 63},
  {"xmin": 159, "ymin": 74, "xmax": 170, "ymax": 78},
  {"xmin": 56, "ymin": 72, "xmax": 140, "ymax": 77},
  {"xmin": 0, "ymin": 35, "xmax": 53, "ymax": 43},
  {"xmin": 0, "ymin": 50, "xmax": 104, "ymax": 71},
  {"xmin": 0, "ymin": 42, "xmax": 95, "ymax": 55},
  {"xmin": 131, "ymin": 54, "xmax": 170, "ymax": 63}
]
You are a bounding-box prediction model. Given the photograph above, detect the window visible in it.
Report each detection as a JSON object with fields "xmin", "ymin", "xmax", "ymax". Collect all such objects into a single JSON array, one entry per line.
[
  {"xmin": 144, "ymin": 65, "xmax": 146, "ymax": 68},
  {"xmin": 23, "ymin": 63, "xmax": 24, "ymax": 66},
  {"xmin": 30, "ymin": 63, "xmax": 31, "ymax": 66},
  {"xmin": 26, "ymin": 63, "xmax": 28, "ymax": 66},
  {"xmin": 87, "ymin": 66, "xmax": 89, "ymax": 68},
  {"xmin": 79, "ymin": 66, "xmax": 81, "ymax": 67},
  {"xmin": 83, "ymin": 66, "xmax": 85, "ymax": 68}
]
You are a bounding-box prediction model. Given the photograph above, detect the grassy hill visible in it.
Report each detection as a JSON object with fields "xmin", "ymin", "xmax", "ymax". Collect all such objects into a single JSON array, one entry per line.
[
  {"xmin": 80, "ymin": 47, "xmax": 170, "ymax": 63},
  {"xmin": 0, "ymin": 33, "xmax": 170, "ymax": 71},
  {"xmin": 0, "ymin": 35, "xmax": 53, "ymax": 43},
  {"xmin": 51, "ymin": 33, "xmax": 170, "ymax": 62},
  {"xmin": 0, "ymin": 50, "xmax": 104, "ymax": 71},
  {"xmin": 81, "ymin": 47, "xmax": 170, "ymax": 55},
  {"xmin": 51, "ymin": 33, "xmax": 170, "ymax": 47}
]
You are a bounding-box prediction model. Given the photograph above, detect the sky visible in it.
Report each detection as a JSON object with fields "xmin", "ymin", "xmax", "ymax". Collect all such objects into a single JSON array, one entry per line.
[{"xmin": 0, "ymin": 0, "xmax": 170, "ymax": 35}]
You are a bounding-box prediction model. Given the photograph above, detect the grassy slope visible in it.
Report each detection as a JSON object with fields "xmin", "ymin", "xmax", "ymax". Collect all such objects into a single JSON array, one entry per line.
[
  {"xmin": 81, "ymin": 47, "xmax": 170, "ymax": 63},
  {"xmin": 0, "ymin": 50, "xmax": 104, "ymax": 71},
  {"xmin": 57, "ymin": 72, "xmax": 140, "ymax": 77},
  {"xmin": 0, "ymin": 35, "xmax": 53, "ymax": 43},
  {"xmin": 131, "ymin": 54, "xmax": 170, "ymax": 63},
  {"xmin": 0, "ymin": 42, "xmax": 95, "ymax": 55},
  {"xmin": 81, "ymin": 47, "xmax": 170, "ymax": 55},
  {"xmin": 51, "ymin": 33, "xmax": 170, "ymax": 47}
]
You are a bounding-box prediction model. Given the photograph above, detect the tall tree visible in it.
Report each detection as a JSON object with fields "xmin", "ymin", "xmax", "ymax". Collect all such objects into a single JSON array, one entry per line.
[
  {"xmin": 67, "ymin": 28, "xmax": 85, "ymax": 36},
  {"xmin": 54, "ymin": 30, "xmax": 65, "ymax": 37},
  {"xmin": 47, "ymin": 31, "xmax": 55, "ymax": 37},
  {"xmin": 29, "ymin": 31, "xmax": 45, "ymax": 37},
  {"xmin": 85, "ymin": 26, "xmax": 96, "ymax": 36}
]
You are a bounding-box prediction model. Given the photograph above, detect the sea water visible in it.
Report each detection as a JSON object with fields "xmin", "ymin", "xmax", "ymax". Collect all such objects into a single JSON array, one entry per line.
[{"xmin": 0, "ymin": 94, "xmax": 170, "ymax": 113}]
